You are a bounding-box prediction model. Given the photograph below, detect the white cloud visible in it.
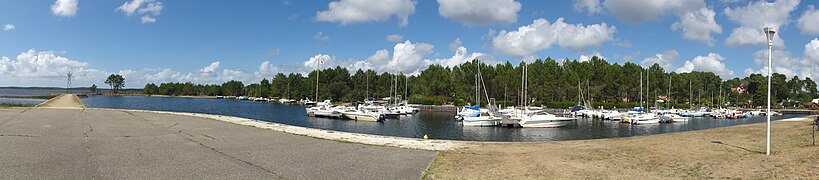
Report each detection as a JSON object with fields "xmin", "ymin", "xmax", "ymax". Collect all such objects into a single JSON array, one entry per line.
[
  {"xmin": 140, "ymin": 16, "xmax": 156, "ymax": 23},
  {"xmin": 574, "ymin": 0, "xmax": 603, "ymax": 15},
  {"xmin": 723, "ymin": 0, "xmax": 798, "ymax": 47},
  {"xmin": 750, "ymin": 49, "xmax": 802, "ymax": 77},
  {"xmin": 491, "ymin": 18, "xmax": 616, "ymax": 57},
  {"xmin": 386, "ymin": 34, "xmax": 404, "ymax": 42},
  {"xmin": 389, "ymin": 40, "xmax": 434, "ymax": 73},
  {"xmin": 51, "ymin": 0, "xmax": 78, "ymax": 17},
  {"xmin": 800, "ymin": 39, "xmax": 819, "ymax": 78},
  {"xmin": 593, "ymin": 0, "xmax": 720, "ymax": 45},
  {"xmin": 314, "ymin": 32, "xmax": 330, "ymax": 42},
  {"xmin": 602, "ymin": 0, "xmax": 705, "ymax": 24},
  {"xmin": 0, "ymin": 49, "xmax": 286, "ymax": 87},
  {"xmin": 200, "ymin": 61, "xmax": 220, "ymax": 73},
  {"xmin": 724, "ymin": 27, "xmax": 785, "ymax": 48},
  {"xmin": 437, "ymin": 0, "xmax": 521, "ymax": 26},
  {"xmin": 256, "ymin": 61, "xmax": 279, "ymax": 77},
  {"xmin": 578, "ymin": 52, "xmax": 605, "ymax": 62},
  {"xmin": 427, "ymin": 46, "xmax": 490, "ymax": 68},
  {"xmin": 300, "ymin": 40, "xmax": 492, "ymax": 75},
  {"xmin": 117, "ymin": 0, "xmax": 163, "ymax": 23},
  {"xmin": 0, "ymin": 49, "xmax": 109, "ymax": 87},
  {"xmin": 640, "ymin": 50, "xmax": 680, "ymax": 70},
  {"xmin": 675, "ymin": 53, "xmax": 735, "ymax": 79},
  {"xmin": 672, "ymin": 7, "xmax": 722, "ymax": 46},
  {"xmin": 448, "ymin": 38, "xmax": 462, "ymax": 51},
  {"xmin": 797, "ymin": 5, "xmax": 819, "ymax": 35},
  {"xmin": 315, "ymin": 0, "xmax": 416, "ymax": 27},
  {"xmin": 267, "ymin": 48, "xmax": 280, "ymax": 56},
  {"xmin": 3, "ymin": 24, "xmax": 14, "ymax": 31},
  {"xmin": 303, "ymin": 54, "xmax": 334, "ymax": 69}
]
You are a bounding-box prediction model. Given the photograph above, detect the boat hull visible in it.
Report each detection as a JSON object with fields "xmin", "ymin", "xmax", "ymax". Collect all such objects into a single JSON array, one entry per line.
[
  {"xmin": 343, "ymin": 113, "xmax": 380, "ymax": 121},
  {"xmin": 462, "ymin": 117, "xmax": 500, "ymax": 126},
  {"xmin": 519, "ymin": 121, "xmax": 571, "ymax": 128}
]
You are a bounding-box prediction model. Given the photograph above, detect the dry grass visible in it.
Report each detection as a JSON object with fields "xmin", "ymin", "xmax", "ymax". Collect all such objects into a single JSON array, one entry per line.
[{"xmin": 424, "ymin": 117, "xmax": 819, "ymax": 179}]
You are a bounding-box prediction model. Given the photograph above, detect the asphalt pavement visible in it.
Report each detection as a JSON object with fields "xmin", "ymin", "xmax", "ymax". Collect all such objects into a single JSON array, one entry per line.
[{"xmin": 0, "ymin": 108, "xmax": 436, "ymax": 179}]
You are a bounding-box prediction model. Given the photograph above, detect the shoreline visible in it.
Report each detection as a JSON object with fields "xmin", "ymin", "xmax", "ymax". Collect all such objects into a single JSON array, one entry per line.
[
  {"xmin": 35, "ymin": 94, "xmax": 817, "ymax": 150},
  {"xmin": 69, "ymin": 107, "xmax": 816, "ymax": 150}
]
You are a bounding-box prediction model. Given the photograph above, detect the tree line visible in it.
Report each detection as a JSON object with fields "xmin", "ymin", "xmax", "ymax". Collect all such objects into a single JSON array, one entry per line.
[{"xmin": 141, "ymin": 56, "xmax": 819, "ymax": 108}]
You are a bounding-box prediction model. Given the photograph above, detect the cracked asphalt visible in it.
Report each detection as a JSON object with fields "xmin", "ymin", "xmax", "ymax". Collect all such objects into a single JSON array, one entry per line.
[{"xmin": 0, "ymin": 108, "xmax": 436, "ymax": 179}]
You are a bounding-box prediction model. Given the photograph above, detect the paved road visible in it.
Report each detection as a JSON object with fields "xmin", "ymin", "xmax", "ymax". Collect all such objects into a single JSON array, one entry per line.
[
  {"xmin": 0, "ymin": 108, "xmax": 436, "ymax": 179},
  {"xmin": 37, "ymin": 94, "xmax": 84, "ymax": 108}
]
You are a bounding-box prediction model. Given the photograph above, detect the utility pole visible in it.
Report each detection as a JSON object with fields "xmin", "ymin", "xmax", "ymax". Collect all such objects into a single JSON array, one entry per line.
[{"xmin": 66, "ymin": 70, "xmax": 72, "ymax": 94}]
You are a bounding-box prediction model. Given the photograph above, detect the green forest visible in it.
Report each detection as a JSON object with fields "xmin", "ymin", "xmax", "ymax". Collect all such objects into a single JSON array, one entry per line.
[{"xmin": 142, "ymin": 56, "xmax": 819, "ymax": 109}]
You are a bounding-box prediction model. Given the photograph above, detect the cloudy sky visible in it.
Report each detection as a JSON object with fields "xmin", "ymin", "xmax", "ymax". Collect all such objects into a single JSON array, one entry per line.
[{"xmin": 1, "ymin": 0, "xmax": 818, "ymax": 88}]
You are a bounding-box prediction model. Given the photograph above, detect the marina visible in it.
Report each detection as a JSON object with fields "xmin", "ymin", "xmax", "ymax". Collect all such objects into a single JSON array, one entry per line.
[{"xmin": 81, "ymin": 95, "xmax": 806, "ymax": 142}]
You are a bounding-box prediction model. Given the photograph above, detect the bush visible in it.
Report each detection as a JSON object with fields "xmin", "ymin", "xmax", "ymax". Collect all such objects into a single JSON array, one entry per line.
[
  {"xmin": 453, "ymin": 99, "xmax": 467, "ymax": 106},
  {"xmin": 495, "ymin": 100, "xmax": 516, "ymax": 107},
  {"xmin": 411, "ymin": 96, "xmax": 446, "ymax": 105}
]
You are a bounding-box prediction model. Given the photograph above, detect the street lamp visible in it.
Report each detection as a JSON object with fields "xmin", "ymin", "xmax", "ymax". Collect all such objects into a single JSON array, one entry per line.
[{"xmin": 764, "ymin": 26, "xmax": 776, "ymax": 156}]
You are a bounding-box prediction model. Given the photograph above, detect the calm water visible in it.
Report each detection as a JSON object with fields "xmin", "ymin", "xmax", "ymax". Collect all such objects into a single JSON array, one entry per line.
[
  {"xmin": 0, "ymin": 98, "xmax": 45, "ymax": 105},
  {"xmin": 0, "ymin": 87, "xmax": 68, "ymax": 96},
  {"xmin": 81, "ymin": 95, "xmax": 803, "ymax": 142}
]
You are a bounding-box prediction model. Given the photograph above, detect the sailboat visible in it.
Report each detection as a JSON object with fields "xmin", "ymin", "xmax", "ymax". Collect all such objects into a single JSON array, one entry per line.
[
  {"xmin": 463, "ymin": 61, "xmax": 501, "ymax": 126},
  {"xmin": 506, "ymin": 63, "xmax": 576, "ymax": 128},
  {"xmin": 305, "ymin": 60, "xmax": 341, "ymax": 118},
  {"xmin": 659, "ymin": 75, "xmax": 689, "ymax": 122},
  {"xmin": 625, "ymin": 68, "xmax": 659, "ymax": 124}
]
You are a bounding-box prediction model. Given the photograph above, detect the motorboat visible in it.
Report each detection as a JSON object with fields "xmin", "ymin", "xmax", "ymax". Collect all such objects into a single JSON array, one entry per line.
[
  {"xmin": 278, "ymin": 98, "xmax": 295, "ymax": 104},
  {"xmin": 517, "ymin": 112, "xmax": 576, "ymax": 128},
  {"xmin": 660, "ymin": 114, "xmax": 689, "ymax": 122},
  {"xmin": 342, "ymin": 109, "xmax": 384, "ymax": 121},
  {"xmin": 603, "ymin": 110, "xmax": 625, "ymax": 120},
  {"xmin": 462, "ymin": 111, "xmax": 501, "ymax": 126},
  {"xmin": 455, "ymin": 106, "xmax": 481, "ymax": 121},
  {"xmin": 680, "ymin": 111, "xmax": 704, "ymax": 117},
  {"xmin": 624, "ymin": 113, "xmax": 660, "ymax": 124},
  {"xmin": 306, "ymin": 100, "xmax": 342, "ymax": 118}
]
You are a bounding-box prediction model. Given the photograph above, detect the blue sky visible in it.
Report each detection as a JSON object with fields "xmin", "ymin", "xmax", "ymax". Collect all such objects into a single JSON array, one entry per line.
[{"xmin": 1, "ymin": 0, "xmax": 818, "ymax": 88}]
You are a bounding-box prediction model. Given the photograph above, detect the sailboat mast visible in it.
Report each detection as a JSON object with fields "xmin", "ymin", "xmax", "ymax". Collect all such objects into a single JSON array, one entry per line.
[
  {"xmin": 366, "ymin": 72, "xmax": 369, "ymax": 100},
  {"xmin": 639, "ymin": 70, "xmax": 643, "ymax": 109},
  {"xmin": 719, "ymin": 81, "xmax": 723, "ymax": 109},
  {"xmin": 315, "ymin": 61, "xmax": 319, "ymax": 101},
  {"xmin": 647, "ymin": 68, "xmax": 651, "ymax": 112},
  {"xmin": 689, "ymin": 80, "xmax": 692, "ymax": 109},
  {"xmin": 667, "ymin": 75, "xmax": 671, "ymax": 109}
]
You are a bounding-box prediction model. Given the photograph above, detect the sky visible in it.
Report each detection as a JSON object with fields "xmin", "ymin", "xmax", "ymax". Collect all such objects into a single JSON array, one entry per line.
[{"xmin": 1, "ymin": 0, "xmax": 818, "ymax": 88}]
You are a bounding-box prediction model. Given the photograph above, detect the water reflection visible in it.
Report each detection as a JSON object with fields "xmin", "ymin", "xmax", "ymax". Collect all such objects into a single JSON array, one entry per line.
[{"xmin": 81, "ymin": 95, "xmax": 803, "ymax": 142}]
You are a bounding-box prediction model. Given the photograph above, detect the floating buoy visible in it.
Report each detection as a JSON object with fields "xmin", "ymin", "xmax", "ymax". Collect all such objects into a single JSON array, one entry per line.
[{"xmin": 423, "ymin": 134, "xmax": 429, "ymax": 140}]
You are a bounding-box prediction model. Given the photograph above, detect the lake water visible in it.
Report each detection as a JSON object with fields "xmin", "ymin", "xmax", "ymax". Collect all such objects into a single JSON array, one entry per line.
[
  {"xmin": 81, "ymin": 95, "xmax": 803, "ymax": 142},
  {"xmin": 0, "ymin": 98, "xmax": 45, "ymax": 105},
  {"xmin": 0, "ymin": 87, "xmax": 69, "ymax": 96}
]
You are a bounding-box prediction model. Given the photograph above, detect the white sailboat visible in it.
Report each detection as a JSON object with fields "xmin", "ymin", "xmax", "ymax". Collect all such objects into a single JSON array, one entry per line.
[{"xmin": 463, "ymin": 60, "xmax": 500, "ymax": 126}]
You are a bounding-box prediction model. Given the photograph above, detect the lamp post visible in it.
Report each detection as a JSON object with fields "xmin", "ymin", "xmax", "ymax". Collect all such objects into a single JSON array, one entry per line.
[{"xmin": 764, "ymin": 27, "xmax": 776, "ymax": 156}]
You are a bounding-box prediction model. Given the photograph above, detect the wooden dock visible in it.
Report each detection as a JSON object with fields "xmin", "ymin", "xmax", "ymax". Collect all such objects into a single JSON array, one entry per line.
[{"xmin": 499, "ymin": 116, "xmax": 520, "ymax": 127}]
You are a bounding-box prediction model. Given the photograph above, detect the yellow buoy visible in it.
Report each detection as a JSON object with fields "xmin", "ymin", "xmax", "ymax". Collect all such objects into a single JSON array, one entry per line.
[{"xmin": 423, "ymin": 134, "xmax": 429, "ymax": 139}]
